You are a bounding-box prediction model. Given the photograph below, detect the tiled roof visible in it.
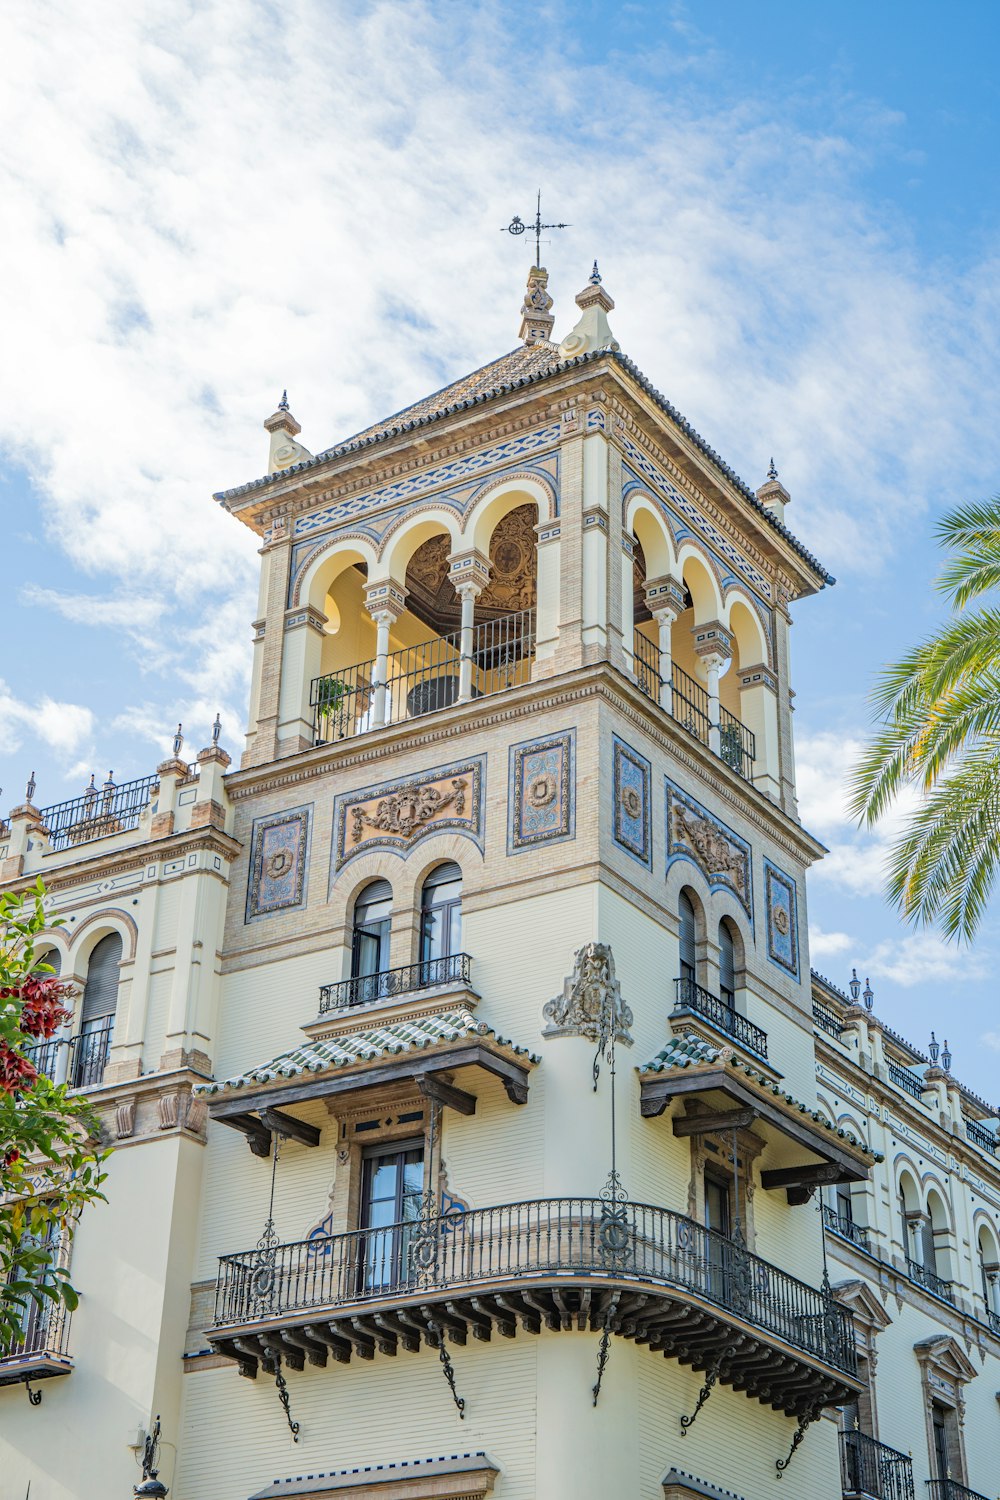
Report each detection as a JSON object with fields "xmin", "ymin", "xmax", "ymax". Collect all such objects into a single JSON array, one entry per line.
[
  {"xmin": 195, "ymin": 1009, "xmax": 539, "ymax": 1099},
  {"xmin": 214, "ymin": 343, "xmax": 832, "ymax": 586},
  {"xmin": 639, "ymin": 1033, "xmax": 877, "ymax": 1159},
  {"xmin": 250, "ymin": 1454, "xmax": 499, "ymax": 1499}
]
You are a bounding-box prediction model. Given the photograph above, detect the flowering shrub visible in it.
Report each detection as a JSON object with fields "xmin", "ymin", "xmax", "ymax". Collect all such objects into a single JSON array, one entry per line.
[{"xmin": 0, "ymin": 880, "xmax": 108, "ymax": 1355}]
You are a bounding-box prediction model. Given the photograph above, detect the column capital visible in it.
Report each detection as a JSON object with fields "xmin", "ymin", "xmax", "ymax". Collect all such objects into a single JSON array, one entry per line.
[
  {"xmin": 448, "ymin": 548, "xmax": 490, "ymax": 597},
  {"xmin": 363, "ymin": 580, "xmax": 407, "ymax": 621},
  {"xmin": 693, "ymin": 621, "xmax": 733, "ymax": 667},
  {"xmin": 646, "ymin": 574, "xmax": 686, "ymax": 621},
  {"xmin": 738, "ymin": 662, "xmax": 778, "ymax": 694}
]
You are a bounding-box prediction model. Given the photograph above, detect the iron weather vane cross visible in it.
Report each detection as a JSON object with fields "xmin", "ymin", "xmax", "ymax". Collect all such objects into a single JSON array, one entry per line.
[{"xmin": 502, "ymin": 190, "xmax": 570, "ymax": 267}]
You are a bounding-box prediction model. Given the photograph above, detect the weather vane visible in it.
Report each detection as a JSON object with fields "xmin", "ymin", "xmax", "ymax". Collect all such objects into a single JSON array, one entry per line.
[{"xmin": 502, "ymin": 190, "xmax": 570, "ymax": 268}]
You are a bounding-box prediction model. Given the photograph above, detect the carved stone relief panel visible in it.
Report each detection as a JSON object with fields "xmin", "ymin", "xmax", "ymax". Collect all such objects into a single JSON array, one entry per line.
[
  {"xmin": 542, "ymin": 943, "xmax": 633, "ymax": 1044},
  {"xmin": 665, "ymin": 779, "xmax": 752, "ymax": 918},
  {"xmin": 332, "ymin": 758, "xmax": 485, "ymax": 871}
]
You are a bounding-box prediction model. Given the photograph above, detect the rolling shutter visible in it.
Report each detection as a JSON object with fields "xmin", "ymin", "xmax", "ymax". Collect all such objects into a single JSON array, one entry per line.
[{"xmin": 81, "ymin": 933, "xmax": 122, "ymax": 1022}]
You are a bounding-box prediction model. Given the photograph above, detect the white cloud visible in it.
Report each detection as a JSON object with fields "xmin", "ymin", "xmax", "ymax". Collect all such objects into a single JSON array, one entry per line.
[
  {"xmin": 982, "ymin": 1032, "xmax": 1000, "ymax": 1054},
  {"xmin": 20, "ymin": 585, "xmax": 164, "ymax": 632},
  {"xmin": 809, "ymin": 925, "xmax": 853, "ymax": 961},
  {"xmin": 858, "ymin": 931, "xmax": 989, "ymax": 990},
  {"xmin": 0, "ymin": 679, "xmax": 95, "ymax": 762}
]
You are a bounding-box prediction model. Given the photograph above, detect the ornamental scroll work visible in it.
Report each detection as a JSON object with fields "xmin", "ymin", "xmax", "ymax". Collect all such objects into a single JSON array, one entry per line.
[
  {"xmin": 543, "ymin": 943, "xmax": 634, "ymax": 1045},
  {"xmin": 665, "ymin": 779, "xmax": 752, "ymax": 918},
  {"xmin": 332, "ymin": 757, "xmax": 485, "ymax": 870}
]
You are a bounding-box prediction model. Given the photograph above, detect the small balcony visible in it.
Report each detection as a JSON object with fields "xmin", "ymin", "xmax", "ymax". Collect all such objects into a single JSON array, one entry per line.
[
  {"xmin": 840, "ymin": 1429, "xmax": 914, "ymax": 1500},
  {"xmin": 887, "ymin": 1061, "xmax": 926, "ymax": 1100},
  {"xmin": 925, "ymin": 1483, "xmax": 990, "ymax": 1500},
  {"xmin": 26, "ymin": 1017, "xmax": 114, "ymax": 1090},
  {"xmin": 814, "ymin": 1003, "xmax": 845, "ymax": 1039},
  {"xmin": 964, "ymin": 1116, "xmax": 997, "ymax": 1155},
  {"xmin": 37, "ymin": 773, "xmax": 158, "ymax": 851},
  {"xmin": 671, "ymin": 976, "xmax": 768, "ymax": 1060},
  {"xmin": 823, "ymin": 1205, "xmax": 872, "ymax": 1255},
  {"xmin": 311, "ymin": 610, "xmax": 535, "ymax": 747},
  {"xmin": 0, "ymin": 1300, "xmax": 72, "ymax": 1389},
  {"xmin": 209, "ymin": 1196, "xmax": 859, "ymax": 1418},
  {"xmin": 319, "ymin": 953, "xmax": 473, "ymax": 1015},
  {"xmin": 633, "ymin": 635, "xmax": 756, "ymax": 781},
  {"xmin": 905, "ymin": 1257, "xmax": 954, "ymax": 1304},
  {"xmin": 987, "ymin": 1309, "xmax": 1000, "ymax": 1338}
]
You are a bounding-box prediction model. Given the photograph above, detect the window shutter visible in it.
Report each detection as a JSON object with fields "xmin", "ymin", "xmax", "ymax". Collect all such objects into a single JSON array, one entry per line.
[{"xmin": 81, "ymin": 933, "xmax": 122, "ymax": 1022}]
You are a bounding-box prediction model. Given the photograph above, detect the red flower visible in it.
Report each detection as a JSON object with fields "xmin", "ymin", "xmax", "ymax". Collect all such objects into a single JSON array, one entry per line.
[
  {"xmin": 15, "ymin": 977, "xmax": 72, "ymax": 1039},
  {"xmin": 3, "ymin": 1148, "xmax": 20, "ymax": 1167},
  {"xmin": 0, "ymin": 1042, "xmax": 38, "ymax": 1095}
]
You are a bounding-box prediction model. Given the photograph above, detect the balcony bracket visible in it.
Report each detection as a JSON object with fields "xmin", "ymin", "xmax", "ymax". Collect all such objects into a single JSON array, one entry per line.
[
  {"xmin": 591, "ymin": 1291, "xmax": 621, "ymax": 1406},
  {"xmin": 426, "ymin": 1318, "xmax": 465, "ymax": 1418},
  {"xmin": 22, "ymin": 1374, "xmax": 42, "ymax": 1407},
  {"xmin": 258, "ymin": 1108, "xmax": 321, "ymax": 1149},
  {"xmin": 775, "ymin": 1403, "xmax": 823, "ymax": 1479},
  {"xmin": 270, "ymin": 1354, "xmax": 300, "ymax": 1443},
  {"xmin": 679, "ymin": 1349, "xmax": 723, "ymax": 1435}
]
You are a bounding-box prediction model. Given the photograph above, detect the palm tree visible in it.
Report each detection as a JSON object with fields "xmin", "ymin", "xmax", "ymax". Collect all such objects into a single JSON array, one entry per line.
[{"xmin": 850, "ymin": 495, "xmax": 1000, "ymax": 941}]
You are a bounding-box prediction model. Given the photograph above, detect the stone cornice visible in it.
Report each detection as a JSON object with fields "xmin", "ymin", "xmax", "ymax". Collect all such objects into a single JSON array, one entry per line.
[{"xmin": 0, "ymin": 825, "xmax": 243, "ymax": 896}]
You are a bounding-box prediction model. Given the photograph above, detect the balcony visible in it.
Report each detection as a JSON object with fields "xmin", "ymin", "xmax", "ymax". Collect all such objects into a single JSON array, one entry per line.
[
  {"xmin": 964, "ymin": 1116, "xmax": 997, "ymax": 1155},
  {"xmin": 823, "ymin": 1205, "xmax": 872, "ymax": 1255},
  {"xmin": 905, "ymin": 1257, "xmax": 954, "ymax": 1304},
  {"xmin": 633, "ymin": 635, "xmax": 756, "ymax": 781},
  {"xmin": 814, "ymin": 1003, "xmax": 845, "ymax": 1039},
  {"xmin": 209, "ymin": 1196, "xmax": 859, "ymax": 1417},
  {"xmin": 37, "ymin": 773, "xmax": 158, "ymax": 851},
  {"xmin": 840, "ymin": 1429, "xmax": 914, "ymax": 1500},
  {"xmin": 0, "ymin": 1300, "xmax": 72, "ymax": 1389},
  {"xmin": 987, "ymin": 1309, "xmax": 1000, "ymax": 1338},
  {"xmin": 887, "ymin": 1061, "xmax": 926, "ymax": 1100},
  {"xmin": 925, "ymin": 1483, "xmax": 990, "ymax": 1500},
  {"xmin": 310, "ymin": 610, "xmax": 535, "ymax": 747},
  {"xmin": 26, "ymin": 1017, "xmax": 114, "ymax": 1090},
  {"xmin": 319, "ymin": 953, "xmax": 473, "ymax": 1015},
  {"xmin": 672, "ymin": 976, "xmax": 768, "ymax": 1060}
]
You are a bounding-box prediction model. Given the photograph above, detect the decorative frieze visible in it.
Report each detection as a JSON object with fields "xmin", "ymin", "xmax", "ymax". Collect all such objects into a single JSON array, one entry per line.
[
  {"xmin": 612, "ymin": 735, "xmax": 652, "ymax": 868},
  {"xmin": 543, "ymin": 942, "xmax": 633, "ymax": 1044},
  {"xmin": 665, "ymin": 779, "xmax": 752, "ymax": 917},
  {"xmin": 246, "ymin": 805, "xmax": 311, "ymax": 921},
  {"xmin": 508, "ymin": 730, "xmax": 575, "ymax": 852},
  {"xmin": 763, "ymin": 858, "xmax": 799, "ymax": 978},
  {"xmin": 332, "ymin": 758, "xmax": 485, "ymax": 870}
]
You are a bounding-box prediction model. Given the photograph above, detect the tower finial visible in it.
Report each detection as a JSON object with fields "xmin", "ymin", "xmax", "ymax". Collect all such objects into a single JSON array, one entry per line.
[
  {"xmin": 768, "ymin": 456, "xmax": 778, "ymax": 481},
  {"xmin": 518, "ymin": 265, "xmax": 555, "ymax": 346},
  {"xmin": 589, "ymin": 260, "xmax": 601, "ymax": 285},
  {"xmin": 278, "ymin": 390, "xmax": 289, "ymax": 412}
]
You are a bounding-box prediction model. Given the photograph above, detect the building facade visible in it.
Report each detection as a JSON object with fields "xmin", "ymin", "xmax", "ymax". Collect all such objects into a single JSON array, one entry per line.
[{"xmin": 1, "ymin": 265, "xmax": 998, "ymax": 1500}]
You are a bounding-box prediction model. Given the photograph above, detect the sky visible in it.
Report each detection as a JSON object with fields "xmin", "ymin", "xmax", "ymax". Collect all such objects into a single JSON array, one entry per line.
[{"xmin": 1, "ymin": 0, "xmax": 998, "ymax": 1098}]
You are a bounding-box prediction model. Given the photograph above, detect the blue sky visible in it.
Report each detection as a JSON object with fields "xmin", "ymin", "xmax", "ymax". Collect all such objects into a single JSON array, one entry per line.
[{"xmin": 1, "ymin": 0, "xmax": 998, "ymax": 1097}]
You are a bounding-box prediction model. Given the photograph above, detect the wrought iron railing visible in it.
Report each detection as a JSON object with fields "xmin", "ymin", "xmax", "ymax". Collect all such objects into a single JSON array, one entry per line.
[
  {"xmin": 632, "ymin": 628, "xmax": 661, "ymax": 700},
  {"xmin": 925, "ymin": 1482, "xmax": 990, "ymax": 1500},
  {"xmin": 319, "ymin": 953, "xmax": 473, "ymax": 1013},
  {"xmin": 25, "ymin": 1034, "xmax": 66, "ymax": 1079},
  {"xmin": 0, "ymin": 1297, "xmax": 70, "ymax": 1365},
  {"xmin": 840, "ymin": 1429, "xmax": 914, "ymax": 1500},
  {"xmin": 213, "ymin": 1196, "xmax": 857, "ymax": 1377},
  {"xmin": 823, "ymin": 1205, "xmax": 872, "ymax": 1254},
  {"xmin": 887, "ymin": 1061, "xmax": 926, "ymax": 1100},
  {"xmin": 669, "ymin": 660, "xmax": 713, "ymax": 747},
  {"xmin": 38, "ymin": 774, "xmax": 158, "ymax": 851},
  {"xmin": 905, "ymin": 1257, "xmax": 954, "ymax": 1304},
  {"xmin": 987, "ymin": 1309, "xmax": 1000, "ymax": 1338},
  {"xmin": 68, "ymin": 1018, "xmax": 114, "ymax": 1090},
  {"xmin": 632, "ymin": 637, "xmax": 756, "ymax": 780},
  {"xmin": 719, "ymin": 707, "xmax": 755, "ymax": 780},
  {"xmin": 964, "ymin": 1116, "xmax": 997, "ymax": 1155},
  {"xmin": 311, "ymin": 610, "xmax": 535, "ymax": 745},
  {"xmin": 813, "ymin": 1003, "xmax": 845, "ymax": 1039},
  {"xmin": 672, "ymin": 976, "xmax": 768, "ymax": 1059}
]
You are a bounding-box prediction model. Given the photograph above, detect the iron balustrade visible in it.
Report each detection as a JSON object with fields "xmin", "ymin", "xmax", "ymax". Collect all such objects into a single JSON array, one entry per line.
[
  {"xmin": 887, "ymin": 1061, "xmax": 926, "ymax": 1100},
  {"xmin": 823, "ymin": 1205, "xmax": 871, "ymax": 1254},
  {"xmin": 925, "ymin": 1483, "xmax": 990, "ymax": 1500},
  {"xmin": 69, "ymin": 1017, "xmax": 114, "ymax": 1090},
  {"xmin": 38, "ymin": 774, "xmax": 158, "ymax": 851},
  {"xmin": 25, "ymin": 1035, "xmax": 66, "ymax": 1079},
  {"xmin": 814, "ymin": 1003, "xmax": 845, "ymax": 1039},
  {"xmin": 1, "ymin": 1296, "xmax": 70, "ymax": 1366},
  {"xmin": 319, "ymin": 952, "xmax": 473, "ymax": 1013},
  {"xmin": 631, "ymin": 637, "xmax": 756, "ymax": 780},
  {"xmin": 964, "ymin": 1116, "xmax": 997, "ymax": 1155},
  {"xmin": 988, "ymin": 1309, "xmax": 1000, "ymax": 1338},
  {"xmin": 719, "ymin": 707, "xmax": 755, "ymax": 781},
  {"xmin": 311, "ymin": 610, "xmax": 535, "ymax": 745},
  {"xmin": 672, "ymin": 976, "xmax": 769, "ymax": 1059},
  {"xmin": 213, "ymin": 1196, "xmax": 857, "ymax": 1378},
  {"xmin": 632, "ymin": 628, "xmax": 661, "ymax": 701},
  {"xmin": 669, "ymin": 661, "xmax": 713, "ymax": 747},
  {"xmin": 840, "ymin": 1430, "xmax": 914, "ymax": 1500},
  {"xmin": 905, "ymin": 1257, "xmax": 954, "ymax": 1304}
]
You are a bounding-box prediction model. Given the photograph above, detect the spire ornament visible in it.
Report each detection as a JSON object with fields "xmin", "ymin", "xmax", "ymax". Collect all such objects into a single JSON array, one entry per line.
[
  {"xmin": 518, "ymin": 265, "xmax": 555, "ymax": 346},
  {"xmin": 502, "ymin": 190, "xmax": 570, "ymax": 272},
  {"xmin": 558, "ymin": 265, "xmax": 619, "ymax": 359}
]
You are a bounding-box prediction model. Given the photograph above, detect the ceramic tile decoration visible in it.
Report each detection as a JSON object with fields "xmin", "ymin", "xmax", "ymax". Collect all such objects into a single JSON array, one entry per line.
[
  {"xmin": 508, "ymin": 730, "xmax": 576, "ymax": 852},
  {"xmin": 764, "ymin": 858, "xmax": 799, "ymax": 977},
  {"xmin": 613, "ymin": 736, "xmax": 652, "ymax": 867},
  {"xmin": 246, "ymin": 805, "xmax": 311, "ymax": 921}
]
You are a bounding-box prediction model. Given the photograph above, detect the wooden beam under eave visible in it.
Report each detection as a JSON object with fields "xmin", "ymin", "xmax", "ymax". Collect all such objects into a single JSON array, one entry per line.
[{"xmin": 671, "ymin": 1107, "xmax": 756, "ymax": 1137}]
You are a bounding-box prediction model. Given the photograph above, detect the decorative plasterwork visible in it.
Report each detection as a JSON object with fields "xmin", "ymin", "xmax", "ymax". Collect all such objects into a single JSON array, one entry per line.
[
  {"xmin": 508, "ymin": 729, "xmax": 575, "ymax": 853},
  {"xmin": 246, "ymin": 805, "xmax": 311, "ymax": 922},
  {"xmin": 764, "ymin": 858, "xmax": 799, "ymax": 978},
  {"xmin": 612, "ymin": 735, "xmax": 652, "ymax": 868},
  {"xmin": 542, "ymin": 942, "xmax": 633, "ymax": 1044},
  {"xmin": 332, "ymin": 758, "xmax": 485, "ymax": 871},
  {"xmin": 665, "ymin": 779, "xmax": 752, "ymax": 918}
]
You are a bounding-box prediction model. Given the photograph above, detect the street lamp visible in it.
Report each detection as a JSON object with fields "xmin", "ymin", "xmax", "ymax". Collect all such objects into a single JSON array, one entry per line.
[{"xmin": 133, "ymin": 1416, "xmax": 168, "ymax": 1499}]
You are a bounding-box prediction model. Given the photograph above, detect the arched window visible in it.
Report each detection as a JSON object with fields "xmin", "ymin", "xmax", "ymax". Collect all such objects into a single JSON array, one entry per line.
[
  {"xmin": 679, "ymin": 890, "xmax": 697, "ymax": 989},
  {"xmin": 74, "ymin": 933, "xmax": 121, "ymax": 1088},
  {"xmin": 719, "ymin": 921, "xmax": 736, "ymax": 1009},
  {"xmin": 35, "ymin": 948, "xmax": 62, "ymax": 977},
  {"xmin": 420, "ymin": 863, "xmax": 462, "ymax": 968},
  {"xmin": 351, "ymin": 881, "xmax": 393, "ymax": 1001}
]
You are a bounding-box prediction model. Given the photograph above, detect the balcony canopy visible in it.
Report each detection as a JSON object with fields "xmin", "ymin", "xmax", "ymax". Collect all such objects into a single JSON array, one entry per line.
[
  {"xmin": 197, "ymin": 1010, "xmax": 539, "ymax": 1155},
  {"xmin": 638, "ymin": 1035, "xmax": 879, "ymax": 1202}
]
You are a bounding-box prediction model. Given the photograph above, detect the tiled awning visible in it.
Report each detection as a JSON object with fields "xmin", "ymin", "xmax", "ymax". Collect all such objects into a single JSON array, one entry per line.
[
  {"xmin": 638, "ymin": 1034, "xmax": 880, "ymax": 1200},
  {"xmin": 197, "ymin": 1011, "xmax": 539, "ymax": 1154},
  {"xmin": 248, "ymin": 1453, "xmax": 500, "ymax": 1499}
]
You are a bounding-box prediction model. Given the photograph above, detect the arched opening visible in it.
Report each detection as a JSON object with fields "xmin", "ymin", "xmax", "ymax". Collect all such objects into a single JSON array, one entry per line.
[
  {"xmin": 978, "ymin": 1224, "xmax": 1000, "ymax": 1319},
  {"xmin": 678, "ymin": 888, "xmax": 698, "ymax": 990},
  {"xmin": 74, "ymin": 932, "xmax": 121, "ymax": 1088},
  {"xmin": 350, "ymin": 880, "xmax": 393, "ymax": 1005},
  {"xmin": 27, "ymin": 948, "xmax": 66, "ymax": 1081},
  {"xmin": 419, "ymin": 862, "xmax": 463, "ymax": 974},
  {"xmin": 718, "ymin": 918, "xmax": 737, "ymax": 1008},
  {"xmin": 926, "ymin": 1188, "xmax": 951, "ymax": 1282}
]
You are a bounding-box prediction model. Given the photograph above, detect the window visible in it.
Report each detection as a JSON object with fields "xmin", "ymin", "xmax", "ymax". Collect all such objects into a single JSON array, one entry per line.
[
  {"xmin": 359, "ymin": 1141, "xmax": 424, "ymax": 1291},
  {"xmin": 419, "ymin": 863, "xmax": 462, "ymax": 969},
  {"xmin": 350, "ymin": 880, "xmax": 392, "ymax": 1003},
  {"xmin": 704, "ymin": 1173, "xmax": 731, "ymax": 1237},
  {"xmin": 679, "ymin": 890, "xmax": 697, "ymax": 987},
  {"xmin": 931, "ymin": 1401, "xmax": 951, "ymax": 1481},
  {"xmin": 73, "ymin": 933, "xmax": 121, "ymax": 1088},
  {"xmin": 718, "ymin": 920, "xmax": 736, "ymax": 1008},
  {"xmin": 835, "ymin": 1183, "xmax": 855, "ymax": 1225}
]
